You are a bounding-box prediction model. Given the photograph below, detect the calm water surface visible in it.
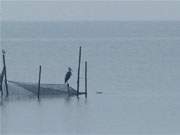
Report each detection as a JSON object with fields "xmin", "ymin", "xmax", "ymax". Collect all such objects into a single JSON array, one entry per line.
[{"xmin": 0, "ymin": 21, "xmax": 180, "ymax": 135}]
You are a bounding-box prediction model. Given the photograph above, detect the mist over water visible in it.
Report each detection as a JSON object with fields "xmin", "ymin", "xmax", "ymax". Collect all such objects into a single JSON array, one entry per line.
[
  {"xmin": 2, "ymin": 21, "xmax": 180, "ymax": 39},
  {"xmin": 1, "ymin": 21, "xmax": 180, "ymax": 135}
]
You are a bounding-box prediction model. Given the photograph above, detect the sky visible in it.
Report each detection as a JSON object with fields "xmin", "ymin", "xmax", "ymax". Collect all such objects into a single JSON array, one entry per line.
[{"xmin": 1, "ymin": 1, "xmax": 180, "ymax": 21}]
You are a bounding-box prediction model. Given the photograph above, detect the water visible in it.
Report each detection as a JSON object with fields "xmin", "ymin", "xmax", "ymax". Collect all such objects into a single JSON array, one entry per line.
[{"xmin": 0, "ymin": 21, "xmax": 180, "ymax": 135}]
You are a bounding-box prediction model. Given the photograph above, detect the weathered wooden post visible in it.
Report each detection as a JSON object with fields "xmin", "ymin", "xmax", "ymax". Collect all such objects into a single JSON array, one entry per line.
[
  {"xmin": 2, "ymin": 49, "xmax": 8, "ymax": 96},
  {"xmin": 37, "ymin": 65, "xmax": 42, "ymax": 99},
  {"xmin": 0, "ymin": 67, "xmax": 5, "ymax": 96},
  {"xmin": 0, "ymin": 73, "xmax": 3, "ymax": 96},
  {"xmin": 85, "ymin": 61, "xmax": 87, "ymax": 98},
  {"xmin": 67, "ymin": 83, "xmax": 70, "ymax": 96},
  {"xmin": 77, "ymin": 46, "xmax": 82, "ymax": 96},
  {"xmin": 0, "ymin": 83, "xmax": 2, "ymax": 96}
]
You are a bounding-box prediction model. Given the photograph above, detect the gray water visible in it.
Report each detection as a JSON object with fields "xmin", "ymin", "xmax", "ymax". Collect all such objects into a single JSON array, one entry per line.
[{"xmin": 0, "ymin": 21, "xmax": 180, "ymax": 135}]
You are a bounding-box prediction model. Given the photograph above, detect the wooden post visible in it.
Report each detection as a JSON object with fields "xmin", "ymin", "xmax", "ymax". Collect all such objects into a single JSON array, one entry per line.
[
  {"xmin": 0, "ymin": 82, "xmax": 3, "ymax": 96},
  {"xmin": 77, "ymin": 46, "xmax": 82, "ymax": 96},
  {"xmin": 38, "ymin": 65, "xmax": 41, "ymax": 99},
  {"xmin": 0, "ymin": 85, "xmax": 2, "ymax": 96},
  {"xmin": 0, "ymin": 67, "xmax": 5, "ymax": 96},
  {"xmin": 2, "ymin": 50, "xmax": 8, "ymax": 96},
  {"xmin": 67, "ymin": 83, "xmax": 70, "ymax": 96},
  {"xmin": 85, "ymin": 61, "xmax": 87, "ymax": 98}
]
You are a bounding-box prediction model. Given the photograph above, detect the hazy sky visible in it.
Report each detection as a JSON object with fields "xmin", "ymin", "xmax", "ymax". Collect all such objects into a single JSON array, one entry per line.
[{"xmin": 1, "ymin": 1, "xmax": 180, "ymax": 21}]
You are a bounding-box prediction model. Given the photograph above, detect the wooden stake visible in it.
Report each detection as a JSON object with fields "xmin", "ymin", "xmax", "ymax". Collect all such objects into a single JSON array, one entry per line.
[
  {"xmin": 85, "ymin": 61, "xmax": 87, "ymax": 98},
  {"xmin": 67, "ymin": 83, "xmax": 70, "ymax": 96},
  {"xmin": 38, "ymin": 65, "xmax": 41, "ymax": 99},
  {"xmin": 77, "ymin": 46, "xmax": 82, "ymax": 96},
  {"xmin": 0, "ymin": 67, "xmax": 5, "ymax": 96},
  {"xmin": 0, "ymin": 82, "xmax": 3, "ymax": 96},
  {"xmin": 2, "ymin": 50, "xmax": 8, "ymax": 96},
  {"xmin": 0, "ymin": 85, "xmax": 2, "ymax": 96}
]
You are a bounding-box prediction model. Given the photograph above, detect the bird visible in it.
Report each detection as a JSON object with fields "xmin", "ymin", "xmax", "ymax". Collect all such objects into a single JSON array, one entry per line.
[{"xmin": 64, "ymin": 67, "xmax": 72, "ymax": 84}]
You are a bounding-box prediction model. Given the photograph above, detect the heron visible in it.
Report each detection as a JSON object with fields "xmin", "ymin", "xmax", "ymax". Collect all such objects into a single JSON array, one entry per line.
[{"xmin": 64, "ymin": 67, "xmax": 72, "ymax": 84}]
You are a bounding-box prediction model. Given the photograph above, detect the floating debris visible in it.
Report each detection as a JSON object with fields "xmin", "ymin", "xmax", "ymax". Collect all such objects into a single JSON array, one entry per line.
[{"xmin": 96, "ymin": 91, "xmax": 103, "ymax": 94}]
